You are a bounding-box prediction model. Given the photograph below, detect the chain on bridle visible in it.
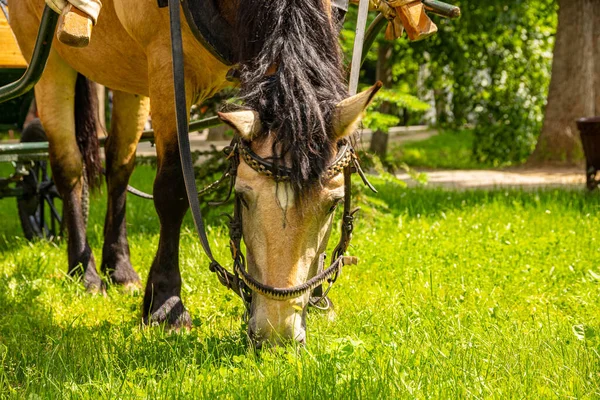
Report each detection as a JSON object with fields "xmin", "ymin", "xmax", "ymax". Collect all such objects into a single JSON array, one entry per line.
[{"xmin": 201, "ymin": 137, "xmax": 376, "ymax": 311}]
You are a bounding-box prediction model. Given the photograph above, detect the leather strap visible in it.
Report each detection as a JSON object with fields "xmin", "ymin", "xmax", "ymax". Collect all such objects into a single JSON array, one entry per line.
[
  {"xmin": 168, "ymin": 0, "xmax": 218, "ymax": 273},
  {"xmin": 169, "ymin": 0, "xmax": 247, "ymax": 302}
]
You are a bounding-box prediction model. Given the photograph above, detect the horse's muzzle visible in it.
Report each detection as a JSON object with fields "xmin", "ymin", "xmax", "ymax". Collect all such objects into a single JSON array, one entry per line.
[{"xmin": 247, "ymin": 301, "xmax": 307, "ymax": 348}]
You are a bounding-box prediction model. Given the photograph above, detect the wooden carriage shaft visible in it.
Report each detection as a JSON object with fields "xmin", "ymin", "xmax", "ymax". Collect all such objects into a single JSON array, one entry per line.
[{"xmin": 349, "ymin": 0, "xmax": 371, "ymax": 95}]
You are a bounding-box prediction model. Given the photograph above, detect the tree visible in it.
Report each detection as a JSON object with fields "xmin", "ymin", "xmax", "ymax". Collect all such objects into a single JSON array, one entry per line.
[
  {"xmin": 341, "ymin": 1, "xmax": 557, "ymax": 165},
  {"xmin": 529, "ymin": 0, "xmax": 596, "ymax": 164}
]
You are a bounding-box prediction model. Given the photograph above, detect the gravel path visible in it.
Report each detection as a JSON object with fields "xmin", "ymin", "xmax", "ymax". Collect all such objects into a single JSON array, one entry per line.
[{"xmin": 396, "ymin": 167, "xmax": 587, "ymax": 190}]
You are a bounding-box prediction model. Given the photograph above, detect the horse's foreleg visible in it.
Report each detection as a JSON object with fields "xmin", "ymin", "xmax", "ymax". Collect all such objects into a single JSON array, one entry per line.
[
  {"xmin": 142, "ymin": 68, "xmax": 192, "ymax": 328},
  {"xmin": 34, "ymin": 51, "xmax": 103, "ymax": 292},
  {"xmin": 101, "ymin": 91, "xmax": 150, "ymax": 289}
]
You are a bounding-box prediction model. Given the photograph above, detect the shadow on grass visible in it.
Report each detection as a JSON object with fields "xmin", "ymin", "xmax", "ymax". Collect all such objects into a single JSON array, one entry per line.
[{"xmin": 0, "ymin": 264, "xmax": 249, "ymax": 394}]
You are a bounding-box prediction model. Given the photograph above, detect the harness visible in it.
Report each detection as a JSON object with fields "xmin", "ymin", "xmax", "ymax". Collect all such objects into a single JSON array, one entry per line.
[
  {"xmin": 167, "ymin": 0, "xmax": 373, "ymax": 312},
  {"xmin": 182, "ymin": 133, "xmax": 377, "ymax": 309}
]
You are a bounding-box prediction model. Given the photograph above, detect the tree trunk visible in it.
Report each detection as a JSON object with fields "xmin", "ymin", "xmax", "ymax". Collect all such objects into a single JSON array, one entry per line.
[
  {"xmin": 434, "ymin": 87, "xmax": 448, "ymax": 125},
  {"xmin": 529, "ymin": 0, "xmax": 594, "ymax": 165},
  {"xmin": 370, "ymin": 130, "xmax": 389, "ymax": 159},
  {"xmin": 595, "ymin": 0, "xmax": 600, "ymax": 112},
  {"xmin": 369, "ymin": 41, "xmax": 393, "ymax": 158}
]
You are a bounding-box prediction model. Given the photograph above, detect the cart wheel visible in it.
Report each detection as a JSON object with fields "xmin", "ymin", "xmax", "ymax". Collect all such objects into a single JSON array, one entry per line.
[
  {"xmin": 15, "ymin": 120, "xmax": 64, "ymax": 240},
  {"xmin": 16, "ymin": 120, "xmax": 91, "ymax": 240}
]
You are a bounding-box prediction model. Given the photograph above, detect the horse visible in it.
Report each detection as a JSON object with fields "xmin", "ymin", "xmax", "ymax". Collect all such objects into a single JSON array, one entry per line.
[{"xmin": 9, "ymin": 0, "xmax": 380, "ymax": 346}]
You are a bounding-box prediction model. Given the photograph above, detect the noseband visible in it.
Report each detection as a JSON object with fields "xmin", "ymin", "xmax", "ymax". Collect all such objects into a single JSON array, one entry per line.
[{"xmin": 203, "ymin": 137, "xmax": 375, "ymax": 310}]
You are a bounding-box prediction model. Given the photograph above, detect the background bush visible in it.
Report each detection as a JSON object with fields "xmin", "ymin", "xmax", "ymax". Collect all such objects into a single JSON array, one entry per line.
[{"xmin": 342, "ymin": 0, "xmax": 557, "ymax": 166}]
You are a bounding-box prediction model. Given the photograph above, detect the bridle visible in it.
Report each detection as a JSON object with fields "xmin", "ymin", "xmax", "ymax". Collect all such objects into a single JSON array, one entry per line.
[
  {"xmin": 202, "ymin": 137, "xmax": 376, "ymax": 311},
  {"xmin": 167, "ymin": 0, "xmax": 375, "ymax": 314}
]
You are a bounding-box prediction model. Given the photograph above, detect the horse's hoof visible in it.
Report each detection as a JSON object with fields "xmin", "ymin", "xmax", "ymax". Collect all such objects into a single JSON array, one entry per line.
[
  {"xmin": 146, "ymin": 296, "xmax": 192, "ymax": 330},
  {"xmin": 84, "ymin": 277, "xmax": 107, "ymax": 296},
  {"xmin": 104, "ymin": 260, "xmax": 141, "ymax": 288}
]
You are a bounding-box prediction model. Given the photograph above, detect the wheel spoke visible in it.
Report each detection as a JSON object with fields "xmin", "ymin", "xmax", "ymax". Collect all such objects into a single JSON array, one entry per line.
[
  {"xmin": 16, "ymin": 124, "xmax": 64, "ymax": 241},
  {"xmin": 39, "ymin": 193, "xmax": 46, "ymax": 237},
  {"xmin": 29, "ymin": 214, "xmax": 42, "ymax": 238},
  {"xmin": 44, "ymin": 193, "xmax": 63, "ymax": 237}
]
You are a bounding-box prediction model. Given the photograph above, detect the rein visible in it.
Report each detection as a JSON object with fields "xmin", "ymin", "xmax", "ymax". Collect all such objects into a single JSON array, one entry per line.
[{"xmin": 167, "ymin": 0, "xmax": 374, "ymax": 310}]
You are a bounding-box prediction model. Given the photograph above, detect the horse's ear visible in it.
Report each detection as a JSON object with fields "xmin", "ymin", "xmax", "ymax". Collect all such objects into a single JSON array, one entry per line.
[
  {"xmin": 332, "ymin": 82, "xmax": 383, "ymax": 140},
  {"xmin": 217, "ymin": 110, "xmax": 262, "ymax": 140}
]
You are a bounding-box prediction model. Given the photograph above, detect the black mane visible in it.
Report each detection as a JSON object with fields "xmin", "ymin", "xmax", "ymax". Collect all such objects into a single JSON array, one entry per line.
[{"xmin": 236, "ymin": 0, "xmax": 347, "ymax": 197}]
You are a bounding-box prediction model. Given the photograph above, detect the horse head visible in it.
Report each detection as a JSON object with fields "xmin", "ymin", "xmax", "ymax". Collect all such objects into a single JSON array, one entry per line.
[{"xmin": 218, "ymin": 83, "xmax": 380, "ymax": 347}]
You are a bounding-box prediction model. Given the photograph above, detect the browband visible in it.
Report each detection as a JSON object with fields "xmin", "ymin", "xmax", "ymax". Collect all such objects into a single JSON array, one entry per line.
[{"xmin": 238, "ymin": 141, "xmax": 354, "ymax": 182}]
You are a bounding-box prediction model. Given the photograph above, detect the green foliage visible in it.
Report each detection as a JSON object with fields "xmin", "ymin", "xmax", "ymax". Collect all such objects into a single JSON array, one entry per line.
[
  {"xmin": 472, "ymin": 103, "xmax": 539, "ymax": 167},
  {"xmin": 342, "ymin": 0, "xmax": 557, "ymax": 165},
  {"xmin": 341, "ymin": 11, "xmax": 432, "ymax": 131},
  {"xmin": 369, "ymin": 88, "xmax": 430, "ymax": 113},
  {"xmin": 363, "ymin": 88, "xmax": 431, "ymax": 133},
  {"xmin": 1, "ymin": 168, "xmax": 600, "ymax": 397},
  {"xmin": 458, "ymin": 0, "xmax": 557, "ymax": 165},
  {"xmin": 362, "ymin": 110, "xmax": 400, "ymax": 133}
]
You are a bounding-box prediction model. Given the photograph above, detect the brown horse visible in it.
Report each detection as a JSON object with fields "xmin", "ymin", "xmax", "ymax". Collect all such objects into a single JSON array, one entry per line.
[{"xmin": 9, "ymin": 0, "xmax": 379, "ymax": 345}]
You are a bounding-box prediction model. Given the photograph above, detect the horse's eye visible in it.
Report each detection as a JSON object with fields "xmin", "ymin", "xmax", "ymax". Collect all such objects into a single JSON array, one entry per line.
[{"xmin": 328, "ymin": 198, "xmax": 343, "ymax": 214}]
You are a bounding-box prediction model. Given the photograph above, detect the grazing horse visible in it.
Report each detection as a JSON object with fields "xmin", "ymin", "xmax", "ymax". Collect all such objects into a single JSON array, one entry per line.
[{"xmin": 9, "ymin": 0, "xmax": 379, "ymax": 345}]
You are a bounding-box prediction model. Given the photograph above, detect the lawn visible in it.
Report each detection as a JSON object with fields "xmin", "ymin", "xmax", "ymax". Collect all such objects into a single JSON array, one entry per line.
[
  {"xmin": 390, "ymin": 129, "xmax": 487, "ymax": 170},
  {"xmin": 1, "ymin": 165, "xmax": 599, "ymax": 398}
]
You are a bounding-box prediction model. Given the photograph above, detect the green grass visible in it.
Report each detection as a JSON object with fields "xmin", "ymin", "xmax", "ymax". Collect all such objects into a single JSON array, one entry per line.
[
  {"xmin": 1, "ymin": 165, "xmax": 600, "ymax": 398},
  {"xmin": 390, "ymin": 129, "xmax": 488, "ymax": 170}
]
